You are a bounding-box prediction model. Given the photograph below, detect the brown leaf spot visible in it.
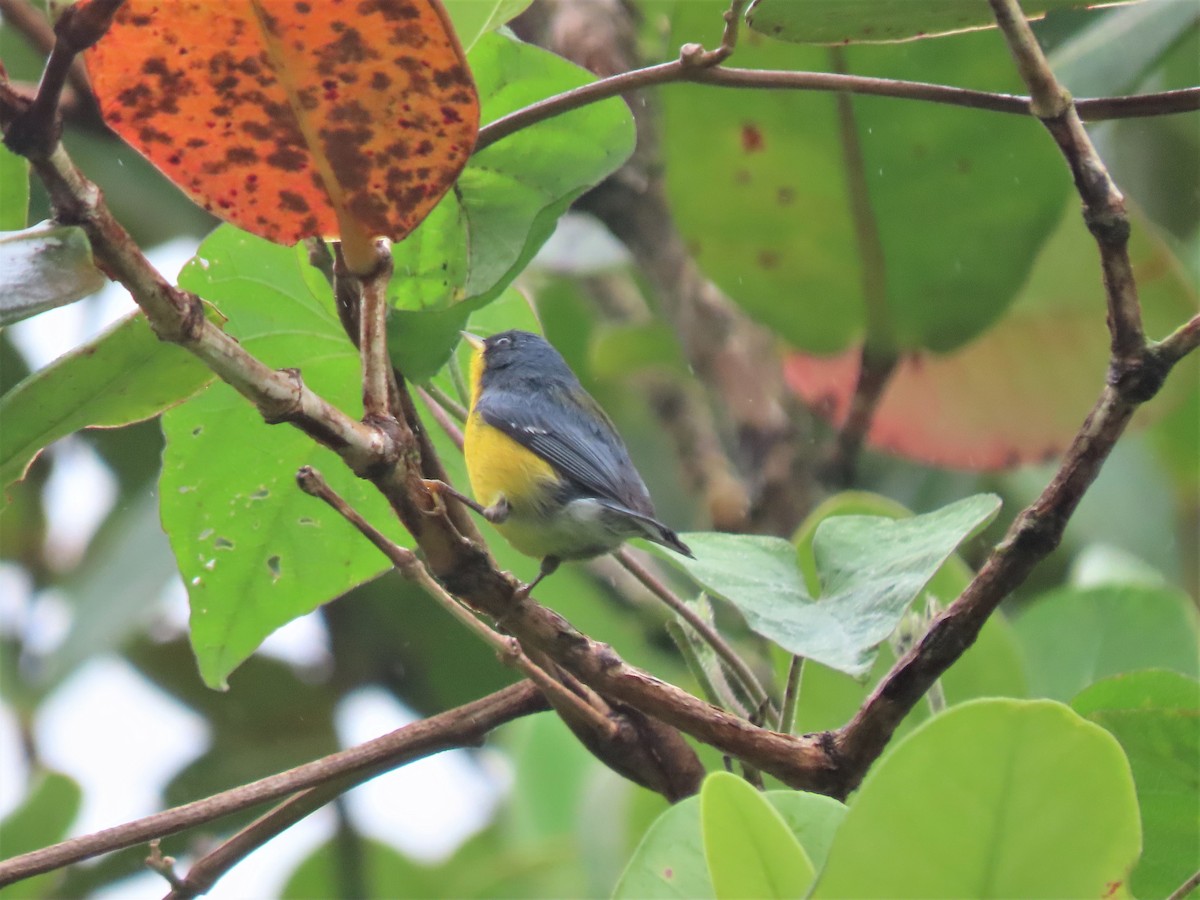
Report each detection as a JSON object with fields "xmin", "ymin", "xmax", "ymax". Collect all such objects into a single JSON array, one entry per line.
[
  {"xmin": 776, "ymin": 186, "xmax": 795, "ymax": 205},
  {"xmin": 279, "ymin": 190, "xmax": 311, "ymax": 213},
  {"xmin": 758, "ymin": 250, "xmax": 780, "ymax": 269},
  {"xmin": 741, "ymin": 123, "xmax": 764, "ymax": 153}
]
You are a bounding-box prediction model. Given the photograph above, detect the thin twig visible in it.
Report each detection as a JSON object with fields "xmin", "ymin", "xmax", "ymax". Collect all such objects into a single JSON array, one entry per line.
[
  {"xmin": 0, "ymin": 0, "xmax": 121, "ymax": 157},
  {"xmin": 779, "ymin": 656, "xmax": 804, "ymax": 735},
  {"xmin": 416, "ymin": 386, "xmax": 466, "ymax": 450},
  {"xmin": 475, "ymin": 59, "xmax": 1200, "ymax": 155},
  {"xmin": 422, "ymin": 383, "xmax": 468, "ymax": 424},
  {"xmin": 0, "ymin": 683, "xmax": 546, "ymax": 885},
  {"xmin": 295, "ymin": 466, "xmax": 618, "ymax": 739},
  {"xmin": 821, "ymin": 46, "xmax": 898, "ymax": 487},
  {"xmin": 1156, "ymin": 313, "xmax": 1200, "ymax": 367},
  {"xmin": 1166, "ymin": 869, "xmax": 1200, "ymax": 900},
  {"xmin": 616, "ymin": 549, "xmax": 775, "ymax": 718}
]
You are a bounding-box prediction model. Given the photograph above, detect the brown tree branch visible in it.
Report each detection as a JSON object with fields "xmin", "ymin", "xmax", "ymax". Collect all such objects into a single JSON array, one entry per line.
[
  {"xmin": 476, "ymin": 63, "xmax": 1200, "ymax": 155},
  {"xmin": 827, "ymin": 0, "xmax": 1196, "ymax": 793},
  {"xmin": 987, "ymin": 0, "xmax": 1146, "ymax": 366},
  {"xmin": 3, "ymin": 4, "xmax": 1198, "ymax": 886},
  {"xmin": 0, "ymin": 682, "xmax": 548, "ymax": 886}
]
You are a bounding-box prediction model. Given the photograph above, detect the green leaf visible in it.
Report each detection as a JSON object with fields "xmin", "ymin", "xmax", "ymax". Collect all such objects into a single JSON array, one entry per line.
[
  {"xmin": 783, "ymin": 492, "xmax": 1026, "ymax": 734},
  {"xmin": 161, "ymin": 226, "xmax": 397, "ymax": 689},
  {"xmin": 0, "ymin": 142, "xmax": 29, "ymax": 230},
  {"xmin": 0, "ymin": 771, "xmax": 81, "ymax": 900},
  {"xmin": 659, "ymin": 4, "xmax": 1066, "ymax": 354},
  {"xmin": 745, "ymin": 0, "xmax": 1099, "ymax": 44},
  {"xmin": 386, "ymin": 32, "xmax": 636, "ymax": 380},
  {"xmin": 702, "ymin": 772, "xmax": 815, "ymax": 900},
  {"xmin": 0, "ymin": 310, "xmax": 213, "ymax": 500},
  {"xmin": 615, "ymin": 786, "xmax": 845, "ymax": 899},
  {"xmin": 443, "ymin": 0, "xmax": 533, "ymax": 51},
  {"xmin": 1072, "ymin": 670, "xmax": 1200, "ymax": 900},
  {"xmin": 669, "ymin": 494, "xmax": 1001, "ymax": 676},
  {"xmin": 1051, "ymin": 0, "xmax": 1199, "ymax": 97},
  {"xmin": 0, "ymin": 222, "xmax": 107, "ymax": 325},
  {"xmin": 813, "ymin": 699, "xmax": 1142, "ymax": 898},
  {"xmin": 1014, "ymin": 583, "xmax": 1200, "ymax": 701}
]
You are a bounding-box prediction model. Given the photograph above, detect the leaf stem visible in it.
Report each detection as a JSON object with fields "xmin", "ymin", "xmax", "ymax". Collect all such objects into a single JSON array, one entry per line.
[
  {"xmin": 616, "ymin": 549, "xmax": 775, "ymax": 719},
  {"xmin": 779, "ymin": 656, "xmax": 805, "ymax": 735}
]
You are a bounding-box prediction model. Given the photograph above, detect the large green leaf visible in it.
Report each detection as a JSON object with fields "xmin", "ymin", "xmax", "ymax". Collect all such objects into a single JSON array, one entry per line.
[
  {"xmin": 1051, "ymin": 0, "xmax": 1198, "ymax": 98},
  {"xmin": 746, "ymin": 0, "xmax": 1100, "ymax": 44},
  {"xmin": 443, "ymin": 0, "xmax": 533, "ymax": 52},
  {"xmin": 702, "ymin": 772, "xmax": 815, "ymax": 900},
  {"xmin": 0, "ymin": 222, "xmax": 107, "ymax": 326},
  {"xmin": 0, "ymin": 310, "xmax": 213, "ymax": 501},
  {"xmin": 161, "ymin": 226, "xmax": 397, "ymax": 689},
  {"xmin": 1013, "ymin": 583, "xmax": 1200, "ymax": 701},
  {"xmin": 666, "ymin": 494, "xmax": 1001, "ymax": 676},
  {"xmin": 1073, "ymin": 671, "xmax": 1200, "ymax": 900},
  {"xmin": 614, "ymin": 785, "xmax": 846, "ymax": 899},
  {"xmin": 386, "ymin": 31, "xmax": 636, "ymax": 379},
  {"xmin": 659, "ymin": 3, "xmax": 1066, "ymax": 354},
  {"xmin": 813, "ymin": 699, "xmax": 1142, "ymax": 898}
]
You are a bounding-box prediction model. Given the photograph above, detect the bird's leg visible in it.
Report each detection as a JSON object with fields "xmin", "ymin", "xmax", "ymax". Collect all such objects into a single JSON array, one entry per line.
[
  {"xmin": 516, "ymin": 555, "xmax": 561, "ymax": 599},
  {"xmin": 422, "ymin": 479, "xmax": 510, "ymax": 523}
]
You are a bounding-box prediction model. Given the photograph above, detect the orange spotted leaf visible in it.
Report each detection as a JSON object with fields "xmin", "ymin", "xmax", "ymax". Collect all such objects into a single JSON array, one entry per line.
[{"xmin": 86, "ymin": 0, "xmax": 479, "ymax": 272}]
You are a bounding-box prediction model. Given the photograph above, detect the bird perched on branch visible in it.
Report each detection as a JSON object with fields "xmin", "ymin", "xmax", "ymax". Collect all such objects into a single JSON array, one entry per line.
[{"xmin": 434, "ymin": 329, "xmax": 692, "ymax": 594}]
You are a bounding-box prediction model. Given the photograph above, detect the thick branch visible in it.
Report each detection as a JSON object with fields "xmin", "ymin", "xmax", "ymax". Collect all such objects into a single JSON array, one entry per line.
[
  {"xmin": 0, "ymin": 682, "xmax": 547, "ymax": 886},
  {"xmin": 826, "ymin": 0, "xmax": 1198, "ymax": 795}
]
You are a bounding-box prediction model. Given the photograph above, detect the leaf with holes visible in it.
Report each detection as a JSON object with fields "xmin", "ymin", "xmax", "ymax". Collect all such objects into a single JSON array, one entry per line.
[
  {"xmin": 86, "ymin": 0, "xmax": 478, "ymax": 271},
  {"xmin": 160, "ymin": 226, "xmax": 398, "ymax": 689}
]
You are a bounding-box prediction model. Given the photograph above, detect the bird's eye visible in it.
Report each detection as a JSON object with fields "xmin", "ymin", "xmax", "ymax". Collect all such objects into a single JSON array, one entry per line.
[{"xmin": 493, "ymin": 336, "xmax": 511, "ymax": 348}]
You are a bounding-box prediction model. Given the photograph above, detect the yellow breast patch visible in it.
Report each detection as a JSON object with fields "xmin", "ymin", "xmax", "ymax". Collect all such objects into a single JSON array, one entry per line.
[{"xmin": 463, "ymin": 411, "xmax": 558, "ymax": 510}]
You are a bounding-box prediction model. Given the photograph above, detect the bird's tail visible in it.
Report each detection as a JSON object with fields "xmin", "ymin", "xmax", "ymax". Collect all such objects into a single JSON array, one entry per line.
[{"xmin": 652, "ymin": 523, "xmax": 694, "ymax": 559}]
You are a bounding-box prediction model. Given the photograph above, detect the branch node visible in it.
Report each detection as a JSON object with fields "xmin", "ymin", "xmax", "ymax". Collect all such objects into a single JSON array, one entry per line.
[
  {"xmin": 259, "ymin": 367, "xmax": 305, "ymax": 424},
  {"xmin": 1083, "ymin": 205, "xmax": 1131, "ymax": 245},
  {"xmin": 1109, "ymin": 350, "xmax": 1168, "ymax": 405}
]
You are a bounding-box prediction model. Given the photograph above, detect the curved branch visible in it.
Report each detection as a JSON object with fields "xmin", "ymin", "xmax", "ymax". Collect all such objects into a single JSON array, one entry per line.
[
  {"xmin": 0, "ymin": 682, "xmax": 547, "ymax": 886},
  {"xmin": 830, "ymin": 0, "xmax": 1199, "ymax": 792},
  {"xmin": 475, "ymin": 58, "xmax": 1200, "ymax": 155}
]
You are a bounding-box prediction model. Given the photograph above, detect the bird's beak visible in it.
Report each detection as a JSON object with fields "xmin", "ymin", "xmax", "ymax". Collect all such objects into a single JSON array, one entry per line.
[{"xmin": 460, "ymin": 331, "xmax": 485, "ymax": 352}]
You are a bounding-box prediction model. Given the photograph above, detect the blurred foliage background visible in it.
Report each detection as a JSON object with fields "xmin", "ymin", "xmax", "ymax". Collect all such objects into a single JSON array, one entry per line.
[{"xmin": 0, "ymin": 0, "xmax": 1196, "ymax": 896}]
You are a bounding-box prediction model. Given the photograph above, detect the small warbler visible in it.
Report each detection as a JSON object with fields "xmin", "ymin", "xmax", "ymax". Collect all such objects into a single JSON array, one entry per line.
[{"xmin": 451, "ymin": 329, "xmax": 692, "ymax": 593}]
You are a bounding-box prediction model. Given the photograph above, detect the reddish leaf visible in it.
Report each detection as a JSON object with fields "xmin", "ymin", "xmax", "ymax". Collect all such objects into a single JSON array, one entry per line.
[
  {"xmin": 785, "ymin": 207, "xmax": 1198, "ymax": 471},
  {"xmin": 86, "ymin": 0, "xmax": 479, "ymax": 272}
]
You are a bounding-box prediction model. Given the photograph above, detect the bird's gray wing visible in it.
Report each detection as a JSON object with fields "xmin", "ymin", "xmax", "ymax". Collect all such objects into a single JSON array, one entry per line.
[{"xmin": 476, "ymin": 384, "xmax": 654, "ymax": 516}]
